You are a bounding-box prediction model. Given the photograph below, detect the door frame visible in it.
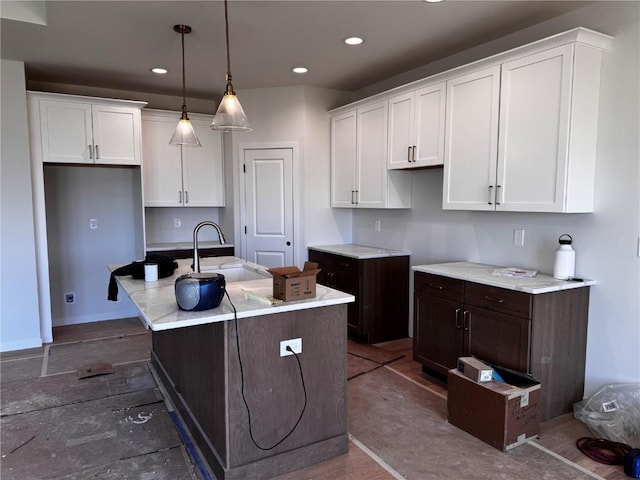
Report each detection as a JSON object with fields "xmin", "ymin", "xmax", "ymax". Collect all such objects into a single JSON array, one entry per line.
[{"xmin": 235, "ymin": 142, "xmax": 301, "ymax": 268}]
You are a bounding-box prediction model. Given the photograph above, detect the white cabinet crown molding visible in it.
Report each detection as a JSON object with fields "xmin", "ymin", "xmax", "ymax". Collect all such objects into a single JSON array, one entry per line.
[{"xmin": 28, "ymin": 90, "xmax": 147, "ymax": 109}]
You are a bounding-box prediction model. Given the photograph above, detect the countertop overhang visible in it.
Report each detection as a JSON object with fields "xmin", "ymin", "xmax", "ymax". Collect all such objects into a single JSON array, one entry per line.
[
  {"xmin": 413, "ymin": 262, "xmax": 596, "ymax": 294},
  {"xmin": 111, "ymin": 257, "xmax": 355, "ymax": 331}
]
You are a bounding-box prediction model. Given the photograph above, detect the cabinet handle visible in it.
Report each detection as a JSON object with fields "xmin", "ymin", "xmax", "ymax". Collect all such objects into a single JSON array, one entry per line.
[
  {"xmin": 488, "ymin": 185, "xmax": 493, "ymax": 205},
  {"xmin": 484, "ymin": 295, "xmax": 505, "ymax": 304},
  {"xmin": 428, "ymin": 282, "xmax": 444, "ymax": 290},
  {"xmin": 463, "ymin": 310, "xmax": 470, "ymax": 331},
  {"xmin": 495, "ymin": 185, "xmax": 502, "ymax": 205},
  {"xmin": 407, "ymin": 146, "xmax": 412, "ymax": 161},
  {"xmin": 89, "ymin": 145, "xmax": 93, "ymax": 160},
  {"xmin": 351, "ymin": 190, "xmax": 356, "ymax": 204},
  {"xmin": 355, "ymin": 190, "xmax": 359, "ymax": 205},
  {"xmin": 95, "ymin": 145, "xmax": 99, "ymax": 160},
  {"xmin": 178, "ymin": 191, "xmax": 183, "ymax": 204},
  {"xmin": 455, "ymin": 308, "xmax": 462, "ymax": 329},
  {"xmin": 185, "ymin": 191, "xmax": 189, "ymax": 204},
  {"xmin": 412, "ymin": 145, "xmax": 416, "ymax": 162}
]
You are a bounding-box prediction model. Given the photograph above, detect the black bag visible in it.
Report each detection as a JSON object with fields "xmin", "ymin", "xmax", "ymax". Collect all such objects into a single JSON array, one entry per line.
[{"xmin": 108, "ymin": 254, "xmax": 178, "ymax": 301}]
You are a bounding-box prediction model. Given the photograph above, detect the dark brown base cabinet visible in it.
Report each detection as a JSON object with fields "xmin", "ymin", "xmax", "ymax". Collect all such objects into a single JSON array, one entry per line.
[
  {"xmin": 308, "ymin": 249, "xmax": 409, "ymax": 344},
  {"xmin": 413, "ymin": 271, "xmax": 590, "ymax": 421}
]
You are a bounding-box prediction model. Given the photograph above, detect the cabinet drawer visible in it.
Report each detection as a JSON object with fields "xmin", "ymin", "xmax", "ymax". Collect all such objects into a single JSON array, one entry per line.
[
  {"xmin": 414, "ymin": 272, "xmax": 463, "ymax": 303},
  {"xmin": 464, "ymin": 282, "xmax": 532, "ymax": 319}
]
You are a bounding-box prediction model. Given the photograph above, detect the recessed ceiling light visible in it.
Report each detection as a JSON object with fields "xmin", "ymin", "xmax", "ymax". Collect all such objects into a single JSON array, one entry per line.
[
  {"xmin": 151, "ymin": 67, "xmax": 168, "ymax": 74},
  {"xmin": 424, "ymin": 0, "xmax": 444, "ymax": 3},
  {"xmin": 343, "ymin": 36, "xmax": 364, "ymax": 46},
  {"xmin": 292, "ymin": 67, "xmax": 308, "ymax": 74}
]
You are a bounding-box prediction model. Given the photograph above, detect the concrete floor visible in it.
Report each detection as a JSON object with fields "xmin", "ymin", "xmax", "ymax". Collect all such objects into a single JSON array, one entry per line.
[{"xmin": 0, "ymin": 318, "xmax": 626, "ymax": 479}]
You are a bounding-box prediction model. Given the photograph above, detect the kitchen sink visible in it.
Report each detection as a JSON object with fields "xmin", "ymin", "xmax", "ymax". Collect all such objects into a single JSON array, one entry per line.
[{"xmin": 199, "ymin": 264, "xmax": 271, "ymax": 283}]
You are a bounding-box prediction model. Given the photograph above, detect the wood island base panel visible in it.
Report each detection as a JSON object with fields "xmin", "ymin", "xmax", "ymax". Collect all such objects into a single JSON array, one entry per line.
[{"xmin": 151, "ymin": 305, "xmax": 348, "ymax": 480}]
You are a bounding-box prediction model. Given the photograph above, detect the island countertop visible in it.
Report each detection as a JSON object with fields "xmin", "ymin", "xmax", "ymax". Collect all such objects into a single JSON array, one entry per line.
[
  {"xmin": 412, "ymin": 261, "xmax": 596, "ymax": 294},
  {"xmin": 112, "ymin": 257, "xmax": 355, "ymax": 331}
]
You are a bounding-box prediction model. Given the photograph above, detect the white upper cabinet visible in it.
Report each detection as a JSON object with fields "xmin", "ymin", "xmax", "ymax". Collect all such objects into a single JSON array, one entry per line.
[
  {"xmin": 443, "ymin": 66, "xmax": 500, "ymax": 211},
  {"xmin": 29, "ymin": 92, "xmax": 144, "ymax": 165},
  {"xmin": 142, "ymin": 110, "xmax": 224, "ymax": 207},
  {"xmin": 443, "ymin": 30, "xmax": 611, "ymax": 212},
  {"xmin": 330, "ymin": 27, "xmax": 611, "ymax": 214},
  {"xmin": 388, "ymin": 81, "xmax": 446, "ymax": 169},
  {"xmin": 331, "ymin": 101, "xmax": 411, "ymax": 209},
  {"xmin": 496, "ymin": 45, "xmax": 576, "ymax": 212},
  {"xmin": 330, "ymin": 110, "xmax": 357, "ymax": 208}
]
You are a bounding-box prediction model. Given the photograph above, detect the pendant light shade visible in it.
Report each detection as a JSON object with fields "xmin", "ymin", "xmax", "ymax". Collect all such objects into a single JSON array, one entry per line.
[
  {"xmin": 211, "ymin": 0, "xmax": 251, "ymax": 132},
  {"xmin": 169, "ymin": 24, "xmax": 201, "ymax": 146}
]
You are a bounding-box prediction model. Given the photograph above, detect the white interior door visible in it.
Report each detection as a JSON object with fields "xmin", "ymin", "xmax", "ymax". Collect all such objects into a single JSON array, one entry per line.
[{"xmin": 243, "ymin": 148, "xmax": 293, "ymax": 268}]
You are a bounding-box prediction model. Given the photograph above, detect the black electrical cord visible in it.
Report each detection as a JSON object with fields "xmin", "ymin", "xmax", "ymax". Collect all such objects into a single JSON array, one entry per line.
[
  {"xmin": 225, "ymin": 290, "xmax": 308, "ymax": 451},
  {"xmin": 576, "ymin": 437, "xmax": 633, "ymax": 465}
]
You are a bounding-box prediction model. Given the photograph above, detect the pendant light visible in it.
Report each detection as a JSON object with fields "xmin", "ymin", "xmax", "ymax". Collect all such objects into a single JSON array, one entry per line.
[
  {"xmin": 210, "ymin": 0, "xmax": 251, "ymax": 132},
  {"xmin": 169, "ymin": 24, "xmax": 201, "ymax": 146}
]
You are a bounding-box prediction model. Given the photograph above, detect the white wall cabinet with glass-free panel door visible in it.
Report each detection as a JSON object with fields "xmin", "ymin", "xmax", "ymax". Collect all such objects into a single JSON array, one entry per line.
[
  {"xmin": 388, "ymin": 81, "xmax": 446, "ymax": 169},
  {"xmin": 442, "ymin": 66, "xmax": 501, "ymax": 211},
  {"xmin": 30, "ymin": 92, "xmax": 144, "ymax": 165},
  {"xmin": 330, "ymin": 100, "xmax": 411, "ymax": 209},
  {"xmin": 142, "ymin": 110, "xmax": 224, "ymax": 207},
  {"xmin": 443, "ymin": 29, "xmax": 610, "ymax": 212}
]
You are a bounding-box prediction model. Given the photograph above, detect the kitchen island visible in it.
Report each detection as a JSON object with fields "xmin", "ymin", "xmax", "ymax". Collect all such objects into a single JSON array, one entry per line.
[{"xmin": 113, "ymin": 257, "xmax": 354, "ymax": 480}]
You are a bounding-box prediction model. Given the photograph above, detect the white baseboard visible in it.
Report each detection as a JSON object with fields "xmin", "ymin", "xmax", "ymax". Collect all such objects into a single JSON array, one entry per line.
[{"xmin": 1, "ymin": 337, "xmax": 43, "ymax": 352}]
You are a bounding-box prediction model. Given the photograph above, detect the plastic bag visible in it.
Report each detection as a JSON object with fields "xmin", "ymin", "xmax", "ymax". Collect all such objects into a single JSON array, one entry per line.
[{"xmin": 574, "ymin": 383, "xmax": 640, "ymax": 448}]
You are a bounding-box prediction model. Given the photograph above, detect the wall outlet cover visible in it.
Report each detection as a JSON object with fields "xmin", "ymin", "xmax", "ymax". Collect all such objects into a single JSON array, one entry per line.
[{"xmin": 280, "ymin": 338, "xmax": 302, "ymax": 357}]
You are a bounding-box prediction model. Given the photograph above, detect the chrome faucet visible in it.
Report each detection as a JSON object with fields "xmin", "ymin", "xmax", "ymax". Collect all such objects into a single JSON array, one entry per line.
[{"xmin": 192, "ymin": 221, "xmax": 226, "ymax": 273}]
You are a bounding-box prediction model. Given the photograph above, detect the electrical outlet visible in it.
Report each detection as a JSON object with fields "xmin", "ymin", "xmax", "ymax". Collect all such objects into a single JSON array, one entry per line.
[
  {"xmin": 174, "ymin": 217, "xmax": 181, "ymax": 228},
  {"xmin": 89, "ymin": 218, "xmax": 98, "ymax": 230},
  {"xmin": 64, "ymin": 292, "xmax": 75, "ymax": 304},
  {"xmin": 374, "ymin": 219, "xmax": 381, "ymax": 232},
  {"xmin": 513, "ymin": 228, "xmax": 525, "ymax": 246},
  {"xmin": 280, "ymin": 338, "xmax": 302, "ymax": 357}
]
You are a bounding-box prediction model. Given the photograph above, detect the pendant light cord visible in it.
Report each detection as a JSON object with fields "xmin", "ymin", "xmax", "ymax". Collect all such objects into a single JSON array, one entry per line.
[
  {"xmin": 224, "ymin": 0, "xmax": 233, "ymax": 86},
  {"xmin": 180, "ymin": 29, "xmax": 187, "ymax": 114}
]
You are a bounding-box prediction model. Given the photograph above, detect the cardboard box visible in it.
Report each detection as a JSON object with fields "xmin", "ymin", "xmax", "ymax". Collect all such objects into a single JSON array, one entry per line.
[
  {"xmin": 268, "ymin": 262, "xmax": 320, "ymax": 302},
  {"xmin": 457, "ymin": 357, "xmax": 493, "ymax": 382},
  {"xmin": 447, "ymin": 366, "xmax": 540, "ymax": 451}
]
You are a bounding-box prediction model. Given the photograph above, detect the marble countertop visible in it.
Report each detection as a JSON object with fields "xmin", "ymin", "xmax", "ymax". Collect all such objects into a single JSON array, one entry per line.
[
  {"xmin": 112, "ymin": 257, "xmax": 355, "ymax": 331},
  {"xmin": 147, "ymin": 241, "xmax": 233, "ymax": 251},
  {"xmin": 308, "ymin": 244, "xmax": 410, "ymax": 259},
  {"xmin": 412, "ymin": 262, "xmax": 596, "ymax": 294}
]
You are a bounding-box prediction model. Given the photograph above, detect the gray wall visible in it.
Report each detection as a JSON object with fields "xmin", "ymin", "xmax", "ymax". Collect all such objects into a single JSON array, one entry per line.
[
  {"xmin": 351, "ymin": 2, "xmax": 640, "ymax": 396},
  {"xmin": 43, "ymin": 165, "xmax": 141, "ymax": 325},
  {"xmin": 0, "ymin": 59, "xmax": 42, "ymax": 350}
]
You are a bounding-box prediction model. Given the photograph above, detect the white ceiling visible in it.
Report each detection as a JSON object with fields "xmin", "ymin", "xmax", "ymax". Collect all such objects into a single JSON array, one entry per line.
[{"xmin": 1, "ymin": 1, "xmax": 593, "ymax": 99}]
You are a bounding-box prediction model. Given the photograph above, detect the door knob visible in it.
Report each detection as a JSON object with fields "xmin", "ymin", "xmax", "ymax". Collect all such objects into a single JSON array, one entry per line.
[{"xmin": 286, "ymin": 241, "xmax": 291, "ymax": 246}]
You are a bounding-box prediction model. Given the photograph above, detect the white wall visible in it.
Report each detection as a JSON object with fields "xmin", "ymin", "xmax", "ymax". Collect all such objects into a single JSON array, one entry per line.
[
  {"xmin": 224, "ymin": 85, "xmax": 352, "ymax": 266},
  {"xmin": 0, "ymin": 60, "xmax": 42, "ymax": 351},
  {"xmin": 145, "ymin": 207, "xmax": 221, "ymax": 244},
  {"xmin": 351, "ymin": 2, "xmax": 640, "ymax": 396}
]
